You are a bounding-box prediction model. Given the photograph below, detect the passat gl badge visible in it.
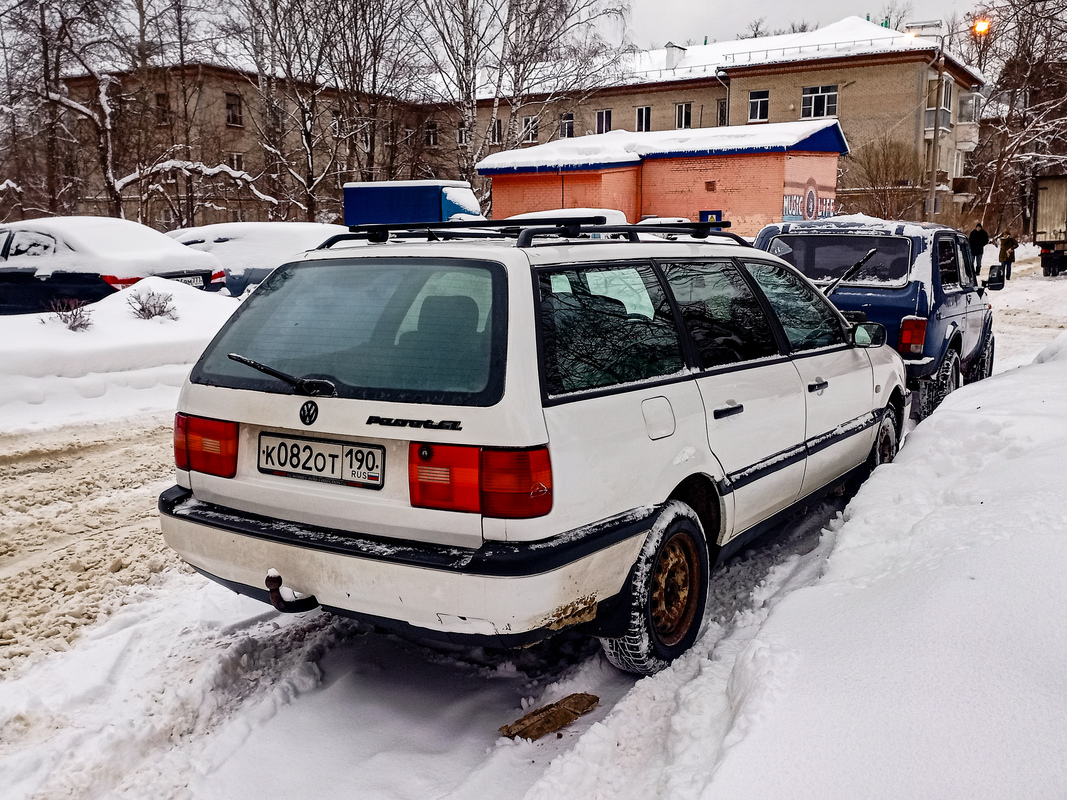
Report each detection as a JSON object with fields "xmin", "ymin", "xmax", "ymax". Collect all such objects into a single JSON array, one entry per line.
[{"xmin": 299, "ymin": 400, "xmax": 319, "ymax": 426}]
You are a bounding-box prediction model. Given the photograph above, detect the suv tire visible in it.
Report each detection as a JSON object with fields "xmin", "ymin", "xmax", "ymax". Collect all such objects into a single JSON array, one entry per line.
[
  {"xmin": 967, "ymin": 333, "xmax": 995, "ymax": 383},
  {"xmin": 929, "ymin": 348, "xmax": 961, "ymax": 415},
  {"xmin": 600, "ymin": 501, "xmax": 709, "ymax": 675}
]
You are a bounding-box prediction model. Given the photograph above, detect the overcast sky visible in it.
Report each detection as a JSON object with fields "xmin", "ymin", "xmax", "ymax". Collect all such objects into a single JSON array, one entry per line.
[{"xmin": 626, "ymin": 0, "xmax": 979, "ymax": 50}]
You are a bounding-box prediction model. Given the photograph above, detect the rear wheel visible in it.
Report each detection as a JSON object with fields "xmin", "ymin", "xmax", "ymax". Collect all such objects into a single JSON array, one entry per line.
[
  {"xmin": 600, "ymin": 501, "xmax": 709, "ymax": 675},
  {"xmin": 869, "ymin": 406, "xmax": 900, "ymax": 470},
  {"xmin": 930, "ymin": 348, "xmax": 961, "ymax": 414},
  {"xmin": 968, "ymin": 333, "xmax": 995, "ymax": 383}
]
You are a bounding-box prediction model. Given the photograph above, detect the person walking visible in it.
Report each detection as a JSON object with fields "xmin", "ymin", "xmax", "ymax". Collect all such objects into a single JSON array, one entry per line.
[
  {"xmin": 969, "ymin": 223, "xmax": 989, "ymax": 275},
  {"xmin": 999, "ymin": 231, "xmax": 1018, "ymax": 280}
]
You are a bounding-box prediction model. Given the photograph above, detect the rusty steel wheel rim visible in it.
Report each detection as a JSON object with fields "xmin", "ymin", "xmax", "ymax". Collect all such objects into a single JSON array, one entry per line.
[{"xmin": 649, "ymin": 532, "xmax": 700, "ymax": 647}]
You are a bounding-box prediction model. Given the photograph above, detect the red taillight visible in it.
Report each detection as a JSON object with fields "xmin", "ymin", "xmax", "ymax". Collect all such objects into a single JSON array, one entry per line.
[
  {"xmin": 898, "ymin": 316, "xmax": 927, "ymax": 356},
  {"xmin": 210, "ymin": 270, "xmax": 226, "ymax": 284},
  {"xmin": 174, "ymin": 413, "xmax": 238, "ymax": 478},
  {"xmin": 409, "ymin": 443, "xmax": 481, "ymax": 513},
  {"xmin": 481, "ymin": 447, "xmax": 553, "ymax": 518},
  {"xmin": 101, "ymin": 275, "xmax": 142, "ymax": 290},
  {"xmin": 408, "ymin": 443, "xmax": 553, "ymax": 518}
]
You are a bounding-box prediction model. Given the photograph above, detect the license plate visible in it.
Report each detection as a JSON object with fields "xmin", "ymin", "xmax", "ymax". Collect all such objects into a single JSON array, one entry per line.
[
  {"xmin": 173, "ymin": 275, "xmax": 204, "ymax": 287},
  {"xmin": 258, "ymin": 434, "xmax": 384, "ymax": 489}
]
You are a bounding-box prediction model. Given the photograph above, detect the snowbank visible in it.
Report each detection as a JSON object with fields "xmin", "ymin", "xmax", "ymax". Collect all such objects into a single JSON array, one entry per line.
[
  {"xmin": 0, "ymin": 277, "xmax": 238, "ymax": 432},
  {"xmin": 527, "ymin": 332, "xmax": 1067, "ymax": 799}
]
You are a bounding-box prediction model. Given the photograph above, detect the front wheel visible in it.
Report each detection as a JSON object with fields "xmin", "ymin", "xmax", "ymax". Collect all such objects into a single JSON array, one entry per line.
[
  {"xmin": 869, "ymin": 406, "xmax": 900, "ymax": 470},
  {"xmin": 929, "ymin": 348, "xmax": 961, "ymax": 414},
  {"xmin": 600, "ymin": 501, "xmax": 710, "ymax": 675}
]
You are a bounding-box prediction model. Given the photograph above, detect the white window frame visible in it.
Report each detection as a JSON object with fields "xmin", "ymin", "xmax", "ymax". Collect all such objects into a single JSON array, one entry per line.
[
  {"xmin": 521, "ymin": 115, "xmax": 538, "ymax": 143},
  {"xmin": 596, "ymin": 109, "xmax": 612, "ymax": 134},
  {"xmin": 636, "ymin": 106, "xmax": 651, "ymax": 132},
  {"xmin": 748, "ymin": 90, "xmax": 769, "ymax": 122},
  {"xmin": 559, "ymin": 112, "xmax": 574, "ymax": 139},
  {"xmin": 425, "ymin": 121, "xmax": 439, "ymax": 147},
  {"xmin": 801, "ymin": 85, "xmax": 838, "ymax": 118},
  {"xmin": 675, "ymin": 102, "xmax": 692, "ymax": 129}
]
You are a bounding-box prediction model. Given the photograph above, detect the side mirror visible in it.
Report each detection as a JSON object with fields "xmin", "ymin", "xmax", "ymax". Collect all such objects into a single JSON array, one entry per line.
[
  {"xmin": 852, "ymin": 322, "xmax": 887, "ymax": 348},
  {"xmin": 983, "ymin": 263, "xmax": 1005, "ymax": 291}
]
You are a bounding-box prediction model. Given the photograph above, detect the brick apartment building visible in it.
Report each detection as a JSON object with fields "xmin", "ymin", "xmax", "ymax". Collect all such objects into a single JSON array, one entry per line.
[{"xmin": 444, "ymin": 16, "xmax": 985, "ymax": 218}]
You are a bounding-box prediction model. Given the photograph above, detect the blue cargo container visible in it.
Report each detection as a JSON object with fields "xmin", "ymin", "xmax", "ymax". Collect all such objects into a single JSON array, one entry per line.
[{"xmin": 342, "ymin": 180, "xmax": 483, "ymax": 226}]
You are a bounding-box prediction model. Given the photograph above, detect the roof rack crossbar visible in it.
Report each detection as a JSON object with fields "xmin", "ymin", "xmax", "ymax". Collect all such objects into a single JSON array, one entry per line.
[
  {"xmin": 515, "ymin": 223, "xmax": 748, "ymax": 248},
  {"xmin": 316, "ymin": 216, "xmax": 609, "ymax": 249}
]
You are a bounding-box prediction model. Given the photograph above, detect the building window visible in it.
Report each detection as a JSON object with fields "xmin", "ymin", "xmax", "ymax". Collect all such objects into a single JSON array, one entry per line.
[
  {"xmin": 717, "ymin": 99, "xmax": 727, "ymax": 127},
  {"xmin": 801, "ymin": 85, "xmax": 838, "ymax": 118},
  {"xmin": 490, "ymin": 118, "xmax": 503, "ymax": 145},
  {"xmin": 559, "ymin": 112, "xmax": 574, "ymax": 138},
  {"xmin": 926, "ymin": 81, "xmax": 953, "ymax": 131},
  {"xmin": 748, "ymin": 90, "xmax": 769, "ymax": 122},
  {"xmin": 636, "ymin": 106, "xmax": 651, "ymax": 132},
  {"xmin": 425, "ymin": 121, "xmax": 439, "ymax": 147},
  {"xmin": 596, "ymin": 109, "xmax": 612, "ymax": 134},
  {"xmin": 225, "ymin": 93, "xmax": 243, "ymax": 127},
  {"xmin": 155, "ymin": 93, "xmax": 172, "ymax": 126},
  {"xmin": 228, "ymin": 152, "xmax": 244, "ymax": 172},
  {"xmin": 457, "ymin": 121, "xmax": 470, "ymax": 145},
  {"xmin": 521, "ymin": 115, "xmax": 538, "ymax": 143},
  {"xmin": 675, "ymin": 102, "xmax": 692, "ymax": 129},
  {"xmin": 958, "ymin": 93, "xmax": 979, "ymax": 124}
]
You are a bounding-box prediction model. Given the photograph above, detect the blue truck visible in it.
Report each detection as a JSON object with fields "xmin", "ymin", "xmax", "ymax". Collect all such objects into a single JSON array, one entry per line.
[{"xmin": 754, "ymin": 217, "xmax": 1004, "ymax": 419}]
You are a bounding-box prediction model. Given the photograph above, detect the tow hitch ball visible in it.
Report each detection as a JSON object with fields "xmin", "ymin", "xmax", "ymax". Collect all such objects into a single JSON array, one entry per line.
[{"xmin": 265, "ymin": 569, "xmax": 320, "ymax": 613}]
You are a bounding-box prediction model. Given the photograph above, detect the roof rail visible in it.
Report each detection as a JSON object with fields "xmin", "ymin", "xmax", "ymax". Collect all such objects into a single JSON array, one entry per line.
[
  {"xmin": 515, "ymin": 222, "xmax": 747, "ymax": 248},
  {"xmin": 316, "ymin": 216, "xmax": 608, "ymax": 248},
  {"xmin": 313, "ymin": 216, "xmax": 748, "ymax": 250}
]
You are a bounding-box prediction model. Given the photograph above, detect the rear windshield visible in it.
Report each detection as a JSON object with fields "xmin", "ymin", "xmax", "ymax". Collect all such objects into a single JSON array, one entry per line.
[
  {"xmin": 767, "ymin": 234, "xmax": 912, "ymax": 285},
  {"xmin": 191, "ymin": 257, "xmax": 507, "ymax": 406}
]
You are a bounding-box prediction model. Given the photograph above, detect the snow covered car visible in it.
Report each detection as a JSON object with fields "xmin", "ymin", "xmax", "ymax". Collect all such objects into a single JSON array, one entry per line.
[
  {"xmin": 754, "ymin": 216, "xmax": 1003, "ymax": 419},
  {"xmin": 0, "ymin": 216, "xmax": 223, "ymax": 314},
  {"xmin": 168, "ymin": 222, "xmax": 350, "ymax": 296},
  {"xmin": 159, "ymin": 216, "xmax": 909, "ymax": 675}
]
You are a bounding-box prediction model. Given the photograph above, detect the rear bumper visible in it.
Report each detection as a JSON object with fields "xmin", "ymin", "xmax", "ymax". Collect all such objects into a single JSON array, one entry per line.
[{"xmin": 159, "ymin": 486, "xmax": 649, "ymax": 646}]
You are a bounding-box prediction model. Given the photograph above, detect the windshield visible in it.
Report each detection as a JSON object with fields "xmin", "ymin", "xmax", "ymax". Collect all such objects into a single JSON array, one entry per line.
[
  {"xmin": 768, "ymin": 234, "xmax": 912, "ymax": 284},
  {"xmin": 191, "ymin": 257, "xmax": 507, "ymax": 406}
]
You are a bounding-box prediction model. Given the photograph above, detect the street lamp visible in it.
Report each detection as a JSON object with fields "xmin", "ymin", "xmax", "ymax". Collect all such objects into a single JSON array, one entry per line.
[{"xmin": 905, "ymin": 19, "xmax": 990, "ymax": 221}]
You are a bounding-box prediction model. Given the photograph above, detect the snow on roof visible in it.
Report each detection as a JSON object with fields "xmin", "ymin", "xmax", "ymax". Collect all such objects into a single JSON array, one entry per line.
[
  {"xmin": 624, "ymin": 17, "xmax": 984, "ymax": 88},
  {"xmin": 476, "ymin": 119, "xmax": 847, "ymax": 174}
]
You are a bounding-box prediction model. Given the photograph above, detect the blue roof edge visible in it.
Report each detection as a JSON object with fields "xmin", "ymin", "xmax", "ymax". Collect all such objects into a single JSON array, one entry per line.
[{"xmin": 477, "ymin": 122, "xmax": 848, "ymax": 175}]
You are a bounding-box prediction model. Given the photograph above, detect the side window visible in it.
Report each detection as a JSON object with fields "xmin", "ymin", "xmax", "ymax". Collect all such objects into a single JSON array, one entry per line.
[
  {"xmin": 956, "ymin": 238, "xmax": 976, "ymax": 288},
  {"xmin": 661, "ymin": 260, "xmax": 780, "ymax": 368},
  {"xmin": 936, "ymin": 236, "xmax": 960, "ymax": 288},
  {"xmin": 8, "ymin": 231, "xmax": 56, "ymax": 258},
  {"xmin": 743, "ymin": 260, "xmax": 847, "ymax": 352},
  {"xmin": 539, "ymin": 263, "xmax": 684, "ymax": 395}
]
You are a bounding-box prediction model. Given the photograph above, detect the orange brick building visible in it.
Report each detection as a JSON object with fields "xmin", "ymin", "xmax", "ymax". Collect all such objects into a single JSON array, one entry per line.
[{"xmin": 476, "ymin": 120, "xmax": 847, "ymax": 236}]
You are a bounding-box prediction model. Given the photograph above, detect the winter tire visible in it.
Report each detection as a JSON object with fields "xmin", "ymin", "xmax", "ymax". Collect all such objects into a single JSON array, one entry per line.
[
  {"xmin": 967, "ymin": 333, "xmax": 995, "ymax": 383},
  {"xmin": 599, "ymin": 501, "xmax": 710, "ymax": 675},
  {"xmin": 869, "ymin": 405, "xmax": 899, "ymax": 470},
  {"xmin": 930, "ymin": 348, "xmax": 961, "ymax": 414}
]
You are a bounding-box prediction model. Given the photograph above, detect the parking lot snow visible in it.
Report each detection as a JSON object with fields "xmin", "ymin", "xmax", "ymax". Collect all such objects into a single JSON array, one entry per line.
[
  {"xmin": 0, "ymin": 277, "xmax": 238, "ymax": 433},
  {"xmin": 2, "ymin": 256, "xmax": 1067, "ymax": 799}
]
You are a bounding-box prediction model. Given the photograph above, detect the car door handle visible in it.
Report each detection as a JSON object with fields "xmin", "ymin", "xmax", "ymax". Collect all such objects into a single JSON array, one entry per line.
[
  {"xmin": 713, "ymin": 403, "xmax": 744, "ymax": 419},
  {"xmin": 808, "ymin": 380, "xmax": 829, "ymax": 393}
]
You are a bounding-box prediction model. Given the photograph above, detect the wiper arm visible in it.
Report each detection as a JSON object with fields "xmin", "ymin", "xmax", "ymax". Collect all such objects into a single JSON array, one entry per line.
[
  {"xmin": 824, "ymin": 248, "xmax": 877, "ymax": 298},
  {"xmin": 227, "ymin": 353, "xmax": 337, "ymax": 397}
]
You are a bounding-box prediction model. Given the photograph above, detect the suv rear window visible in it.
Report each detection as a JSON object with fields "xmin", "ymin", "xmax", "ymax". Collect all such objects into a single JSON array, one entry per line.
[
  {"xmin": 768, "ymin": 234, "xmax": 912, "ymax": 285},
  {"xmin": 191, "ymin": 257, "xmax": 506, "ymax": 406}
]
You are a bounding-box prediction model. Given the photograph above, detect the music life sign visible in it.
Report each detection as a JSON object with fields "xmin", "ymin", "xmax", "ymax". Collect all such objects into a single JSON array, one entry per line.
[{"xmin": 783, "ymin": 187, "xmax": 835, "ymax": 221}]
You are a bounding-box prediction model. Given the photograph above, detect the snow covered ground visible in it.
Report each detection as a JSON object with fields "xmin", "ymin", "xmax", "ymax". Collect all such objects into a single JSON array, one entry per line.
[{"xmin": 2, "ymin": 253, "xmax": 1067, "ymax": 799}]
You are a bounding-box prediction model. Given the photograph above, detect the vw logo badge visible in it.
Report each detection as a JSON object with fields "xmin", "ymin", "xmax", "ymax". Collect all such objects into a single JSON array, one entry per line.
[{"xmin": 299, "ymin": 400, "xmax": 319, "ymax": 426}]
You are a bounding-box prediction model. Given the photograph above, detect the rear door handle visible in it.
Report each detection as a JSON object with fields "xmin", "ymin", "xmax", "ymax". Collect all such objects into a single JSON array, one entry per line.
[
  {"xmin": 713, "ymin": 403, "xmax": 744, "ymax": 419},
  {"xmin": 808, "ymin": 380, "xmax": 829, "ymax": 393}
]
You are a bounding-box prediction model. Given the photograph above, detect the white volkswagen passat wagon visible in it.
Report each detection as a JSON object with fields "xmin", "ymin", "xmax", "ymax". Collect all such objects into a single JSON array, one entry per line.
[{"xmin": 160, "ymin": 218, "xmax": 908, "ymax": 674}]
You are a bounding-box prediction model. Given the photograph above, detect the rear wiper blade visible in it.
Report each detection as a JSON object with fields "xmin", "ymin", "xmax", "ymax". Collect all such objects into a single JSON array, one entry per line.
[
  {"xmin": 227, "ymin": 353, "xmax": 336, "ymax": 397},
  {"xmin": 824, "ymin": 248, "xmax": 877, "ymax": 298}
]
